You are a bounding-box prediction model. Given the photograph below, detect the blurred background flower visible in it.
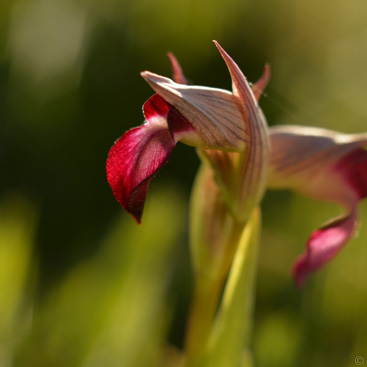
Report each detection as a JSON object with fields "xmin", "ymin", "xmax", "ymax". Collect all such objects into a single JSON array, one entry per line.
[{"xmin": 1, "ymin": 0, "xmax": 367, "ymax": 366}]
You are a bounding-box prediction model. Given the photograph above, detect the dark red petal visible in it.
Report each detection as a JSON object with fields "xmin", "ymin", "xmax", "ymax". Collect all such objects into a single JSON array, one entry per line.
[
  {"xmin": 106, "ymin": 122, "xmax": 175, "ymax": 223},
  {"xmin": 335, "ymin": 148, "xmax": 367, "ymax": 200},
  {"xmin": 144, "ymin": 93, "xmax": 196, "ymax": 142},
  {"xmin": 292, "ymin": 209, "xmax": 357, "ymax": 287},
  {"xmin": 167, "ymin": 52, "xmax": 188, "ymax": 85},
  {"xmin": 143, "ymin": 93, "xmax": 170, "ymax": 120},
  {"xmin": 166, "ymin": 105, "xmax": 197, "ymax": 139}
]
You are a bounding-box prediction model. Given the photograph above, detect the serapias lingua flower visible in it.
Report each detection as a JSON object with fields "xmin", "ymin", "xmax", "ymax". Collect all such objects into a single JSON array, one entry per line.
[
  {"xmin": 268, "ymin": 125, "xmax": 367, "ymax": 287},
  {"xmin": 106, "ymin": 42, "xmax": 270, "ymax": 224}
]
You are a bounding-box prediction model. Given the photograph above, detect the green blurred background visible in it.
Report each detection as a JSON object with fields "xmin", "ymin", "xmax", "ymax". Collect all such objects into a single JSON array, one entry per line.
[{"xmin": 1, "ymin": 0, "xmax": 367, "ymax": 366}]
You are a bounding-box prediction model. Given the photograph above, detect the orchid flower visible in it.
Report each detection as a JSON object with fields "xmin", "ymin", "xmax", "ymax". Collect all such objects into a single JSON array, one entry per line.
[
  {"xmin": 106, "ymin": 44, "xmax": 272, "ymax": 367},
  {"xmin": 106, "ymin": 42, "xmax": 270, "ymax": 225},
  {"xmin": 268, "ymin": 125, "xmax": 367, "ymax": 287}
]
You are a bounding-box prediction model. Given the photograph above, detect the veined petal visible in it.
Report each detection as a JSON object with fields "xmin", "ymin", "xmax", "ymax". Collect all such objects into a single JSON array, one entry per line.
[
  {"xmin": 198, "ymin": 42, "xmax": 270, "ymax": 223},
  {"xmin": 214, "ymin": 41, "xmax": 261, "ymax": 125},
  {"xmin": 268, "ymin": 125, "xmax": 367, "ymax": 206},
  {"xmin": 268, "ymin": 125, "xmax": 367, "ymax": 285},
  {"xmin": 141, "ymin": 71, "xmax": 246, "ymax": 151}
]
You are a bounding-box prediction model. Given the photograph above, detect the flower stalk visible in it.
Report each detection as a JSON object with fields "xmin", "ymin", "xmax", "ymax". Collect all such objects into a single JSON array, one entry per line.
[
  {"xmin": 184, "ymin": 164, "xmax": 248, "ymax": 366},
  {"xmin": 205, "ymin": 207, "xmax": 261, "ymax": 367},
  {"xmin": 183, "ymin": 272, "xmax": 223, "ymax": 367},
  {"xmin": 183, "ymin": 207, "xmax": 260, "ymax": 367}
]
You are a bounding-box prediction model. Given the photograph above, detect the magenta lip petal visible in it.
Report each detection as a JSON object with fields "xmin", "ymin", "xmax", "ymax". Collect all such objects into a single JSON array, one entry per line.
[
  {"xmin": 107, "ymin": 94, "xmax": 176, "ymax": 223},
  {"xmin": 106, "ymin": 124, "xmax": 175, "ymax": 223},
  {"xmin": 335, "ymin": 148, "xmax": 367, "ymax": 200},
  {"xmin": 143, "ymin": 93, "xmax": 196, "ymax": 142},
  {"xmin": 292, "ymin": 210, "xmax": 357, "ymax": 287},
  {"xmin": 106, "ymin": 93, "xmax": 197, "ymax": 222},
  {"xmin": 143, "ymin": 93, "xmax": 170, "ymax": 120}
]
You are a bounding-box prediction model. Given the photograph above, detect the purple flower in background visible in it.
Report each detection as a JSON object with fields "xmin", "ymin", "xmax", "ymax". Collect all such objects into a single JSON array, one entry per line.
[{"xmin": 269, "ymin": 126, "xmax": 367, "ymax": 286}]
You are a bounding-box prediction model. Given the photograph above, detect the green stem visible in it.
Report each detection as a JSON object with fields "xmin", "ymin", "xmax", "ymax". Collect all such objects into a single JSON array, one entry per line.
[
  {"xmin": 204, "ymin": 208, "xmax": 261, "ymax": 367},
  {"xmin": 183, "ymin": 274, "xmax": 223, "ymax": 367},
  {"xmin": 184, "ymin": 216, "xmax": 245, "ymax": 367}
]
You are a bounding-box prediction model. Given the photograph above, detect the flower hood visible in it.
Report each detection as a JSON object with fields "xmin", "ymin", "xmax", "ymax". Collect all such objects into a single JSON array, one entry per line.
[{"xmin": 106, "ymin": 42, "xmax": 270, "ymax": 223}]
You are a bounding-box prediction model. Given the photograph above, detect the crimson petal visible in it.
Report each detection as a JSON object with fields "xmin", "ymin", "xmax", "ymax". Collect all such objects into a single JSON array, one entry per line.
[
  {"xmin": 107, "ymin": 96, "xmax": 175, "ymax": 223},
  {"xmin": 292, "ymin": 209, "xmax": 357, "ymax": 287},
  {"xmin": 336, "ymin": 148, "xmax": 367, "ymax": 200}
]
